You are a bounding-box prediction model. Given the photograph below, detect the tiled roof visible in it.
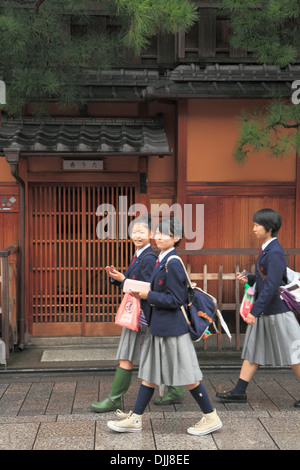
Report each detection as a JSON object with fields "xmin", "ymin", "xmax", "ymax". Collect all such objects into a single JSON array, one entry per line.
[
  {"xmin": 143, "ymin": 63, "xmax": 300, "ymax": 98},
  {"xmin": 0, "ymin": 117, "xmax": 171, "ymax": 154},
  {"xmin": 80, "ymin": 69, "xmax": 161, "ymax": 100},
  {"xmin": 168, "ymin": 64, "xmax": 300, "ymax": 81}
]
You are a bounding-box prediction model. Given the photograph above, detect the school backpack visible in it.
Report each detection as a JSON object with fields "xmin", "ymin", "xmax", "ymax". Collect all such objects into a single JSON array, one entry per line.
[
  {"xmin": 257, "ymin": 259, "xmax": 300, "ymax": 325},
  {"xmin": 165, "ymin": 256, "xmax": 231, "ymax": 342},
  {"xmin": 278, "ymin": 267, "xmax": 300, "ymax": 324}
]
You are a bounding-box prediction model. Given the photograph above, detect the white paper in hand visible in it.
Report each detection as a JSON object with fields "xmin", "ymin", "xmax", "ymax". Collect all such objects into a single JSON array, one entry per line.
[{"xmin": 123, "ymin": 279, "xmax": 151, "ymax": 293}]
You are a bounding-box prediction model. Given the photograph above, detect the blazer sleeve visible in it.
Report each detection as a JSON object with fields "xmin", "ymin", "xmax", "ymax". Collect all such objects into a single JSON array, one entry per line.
[
  {"xmin": 147, "ymin": 259, "xmax": 187, "ymax": 310},
  {"xmin": 250, "ymin": 251, "xmax": 286, "ymax": 317}
]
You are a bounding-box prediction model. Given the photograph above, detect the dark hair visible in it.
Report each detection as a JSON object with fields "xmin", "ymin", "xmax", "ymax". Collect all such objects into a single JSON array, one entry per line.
[
  {"xmin": 131, "ymin": 214, "xmax": 153, "ymax": 231},
  {"xmin": 156, "ymin": 217, "xmax": 184, "ymax": 247},
  {"xmin": 253, "ymin": 208, "xmax": 282, "ymax": 237}
]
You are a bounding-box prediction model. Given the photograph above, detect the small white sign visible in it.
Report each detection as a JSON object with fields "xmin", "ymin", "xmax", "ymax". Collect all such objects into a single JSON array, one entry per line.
[{"xmin": 63, "ymin": 160, "xmax": 104, "ymax": 170}]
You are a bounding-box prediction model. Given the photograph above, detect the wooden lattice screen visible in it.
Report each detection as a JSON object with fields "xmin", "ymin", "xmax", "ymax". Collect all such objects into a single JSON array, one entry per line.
[{"xmin": 28, "ymin": 183, "xmax": 135, "ymax": 336}]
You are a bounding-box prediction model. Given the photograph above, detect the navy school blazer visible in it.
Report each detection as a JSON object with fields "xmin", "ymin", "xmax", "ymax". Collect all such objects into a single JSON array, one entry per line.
[
  {"xmin": 247, "ymin": 238, "xmax": 288, "ymax": 318},
  {"xmin": 110, "ymin": 245, "xmax": 157, "ymax": 317},
  {"xmin": 147, "ymin": 249, "xmax": 190, "ymax": 337}
]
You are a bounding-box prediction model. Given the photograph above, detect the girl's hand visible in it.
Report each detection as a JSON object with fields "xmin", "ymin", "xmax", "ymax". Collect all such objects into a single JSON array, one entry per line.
[
  {"xmin": 130, "ymin": 290, "xmax": 148, "ymax": 300},
  {"xmin": 236, "ymin": 272, "xmax": 248, "ymax": 285},
  {"xmin": 246, "ymin": 313, "xmax": 256, "ymax": 326},
  {"xmin": 105, "ymin": 266, "xmax": 125, "ymax": 283}
]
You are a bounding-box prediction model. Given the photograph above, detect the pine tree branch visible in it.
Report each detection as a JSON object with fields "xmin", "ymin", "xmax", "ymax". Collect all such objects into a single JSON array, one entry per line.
[
  {"xmin": 268, "ymin": 122, "xmax": 300, "ymax": 129},
  {"xmin": 34, "ymin": 0, "xmax": 47, "ymax": 15}
]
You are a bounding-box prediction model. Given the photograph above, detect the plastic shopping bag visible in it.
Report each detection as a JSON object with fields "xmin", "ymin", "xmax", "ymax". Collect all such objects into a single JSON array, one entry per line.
[
  {"xmin": 240, "ymin": 283, "xmax": 255, "ymax": 321},
  {"xmin": 115, "ymin": 292, "xmax": 140, "ymax": 331}
]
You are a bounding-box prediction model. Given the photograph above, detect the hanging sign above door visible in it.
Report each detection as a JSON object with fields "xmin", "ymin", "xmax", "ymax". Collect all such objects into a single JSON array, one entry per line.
[{"xmin": 63, "ymin": 160, "xmax": 104, "ymax": 170}]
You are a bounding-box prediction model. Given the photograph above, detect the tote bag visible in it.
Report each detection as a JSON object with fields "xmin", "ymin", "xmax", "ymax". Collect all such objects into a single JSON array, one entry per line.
[
  {"xmin": 115, "ymin": 292, "xmax": 140, "ymax": 331},
  {"xmin": 240, "ymin": 284, "xmax": 255, "ymax": 321}
]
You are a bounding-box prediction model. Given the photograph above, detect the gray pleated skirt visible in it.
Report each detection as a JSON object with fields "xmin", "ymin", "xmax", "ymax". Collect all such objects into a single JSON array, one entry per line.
[
  {"xmin": 138, "ymin": 330, "xmax": 203, "ymax": 386},
  {"xmin": 242, "ymin": 311, "xmax": 300, "ymax": 366},
  {"xmin": 116, "ymin": 327, "xmax": 145, "ymax": 362}
]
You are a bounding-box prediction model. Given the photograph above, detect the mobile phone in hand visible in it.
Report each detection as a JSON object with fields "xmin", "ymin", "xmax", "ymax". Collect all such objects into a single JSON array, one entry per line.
[{"xmin": 240, "ymin": 269, "xmax": 249, "ymax": 276}]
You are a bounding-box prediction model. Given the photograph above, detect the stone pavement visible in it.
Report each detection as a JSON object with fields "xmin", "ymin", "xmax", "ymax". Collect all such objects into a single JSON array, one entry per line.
[{"xmin": 0, "ymin": 366, "xmax": 299, "ymax": 451}]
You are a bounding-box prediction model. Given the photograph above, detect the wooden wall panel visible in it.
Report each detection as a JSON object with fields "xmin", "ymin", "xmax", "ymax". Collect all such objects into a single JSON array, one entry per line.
[{"xmin": 186, "ymin": 189, "xmax": 296, "ymax": 302}]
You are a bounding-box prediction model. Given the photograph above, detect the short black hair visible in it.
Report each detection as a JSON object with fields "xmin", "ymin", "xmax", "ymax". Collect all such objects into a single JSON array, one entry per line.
[
  {"xmin": 131, "ymin": 214, "xmax": 153, "ymax": 231},
  {"xmin": 253, "ymin": 208, "xmax": 282, "ymax": 237},
  {"xmin": 156, "ymin": 217, "xmax": 184, "ymax": 247}
]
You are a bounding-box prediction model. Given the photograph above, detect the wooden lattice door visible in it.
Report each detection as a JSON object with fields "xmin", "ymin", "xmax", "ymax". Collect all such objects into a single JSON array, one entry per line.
[{"xmin": 28, "ymin": 183, "xmax": 136, "ymax": 336}]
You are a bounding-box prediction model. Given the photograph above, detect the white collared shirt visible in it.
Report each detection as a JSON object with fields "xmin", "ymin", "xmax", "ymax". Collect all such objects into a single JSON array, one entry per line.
[
  {"xmin": 262, "ymin": 237, "xmax": 277, "ymax": 252},
  {"xmin": 135, "ymin": 243, "xmax": 150, "ymax": 258},
  {"xmin": 158, "ymin": 247, "xmax": 174, "ymax": 262}
]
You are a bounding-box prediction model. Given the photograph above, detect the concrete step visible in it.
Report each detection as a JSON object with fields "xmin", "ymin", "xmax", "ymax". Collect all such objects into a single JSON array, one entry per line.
[{"xmin": 28, "ymin": 336, "xmax": 120, "ymax": 349}]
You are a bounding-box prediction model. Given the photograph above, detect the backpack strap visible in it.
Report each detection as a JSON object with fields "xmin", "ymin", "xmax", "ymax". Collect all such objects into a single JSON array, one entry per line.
[{"xmin": 165, "ymin": 255, "xmax": 193, "ymax": 289}]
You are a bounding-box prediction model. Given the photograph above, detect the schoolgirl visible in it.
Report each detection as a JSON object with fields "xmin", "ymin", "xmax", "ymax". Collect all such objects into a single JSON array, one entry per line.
[
  {"xmin": 90, "ymin": 214, "xmax": 157, "ymax": 413},
  {"xmin": 216, "ymin": 209, "xmax": 300, "ymax": 407},
  {"xmin": 107, "ymin": 217, "xmax": 222, "ymax": 435}
]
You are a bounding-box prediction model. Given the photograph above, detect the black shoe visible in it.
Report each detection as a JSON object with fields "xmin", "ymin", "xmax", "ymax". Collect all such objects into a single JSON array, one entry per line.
[
  {"xmin": 216, "ymin": 390, "xmax": 247, "ymax": 403},
  {"xmin": 294, "ymin": 400, "xmax": 300, "ymax": 408}
]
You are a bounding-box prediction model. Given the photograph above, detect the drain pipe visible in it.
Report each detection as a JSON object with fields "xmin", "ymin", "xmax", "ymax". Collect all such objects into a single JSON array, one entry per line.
[{"xmin": 4, "ymin": 148, "xmax": 25, "ymax": 350}]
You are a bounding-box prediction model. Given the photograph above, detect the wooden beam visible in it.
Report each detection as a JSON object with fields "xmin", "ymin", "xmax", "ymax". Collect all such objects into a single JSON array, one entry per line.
[{"xmin": 176, "ymin": 100, "xmax": 188, "ymax": 258}]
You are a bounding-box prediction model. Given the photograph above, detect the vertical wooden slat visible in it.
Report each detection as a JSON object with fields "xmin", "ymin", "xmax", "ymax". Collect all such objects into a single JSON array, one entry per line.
[
  {"xmin": 72, "ymin": 186, "xmax": 76, "ymax": 322},
  {"xmin": 33, "ymin": 186, "xmax": 37, "ymax": 323},
  {"xmin": 44, "ymin": 185, "xmax": 48, "ymax": 322},
  {"xmin": 53, "ymin": 186, "xmax": 57, "ymax": 323},
  {"xmin": 81, "ymin": 185, "xmax": 86, "ymax": 334},
  {"xmin": 86, "ymin": 186, "xmax": 91, "ymax": 321},
  {"xmin": 58, "ymin": 186, "xmax": 62, "ymax": 323},
  {"xmin": 63, "ymin": 185, "xmax": 66, "ymax": 322},
  {"xmin": 39, "ymin": 186, "xmax": 43, "ymax": 322},
  {"xmin": 48, "ymin": 185, "xmax": 52, "ymax": 321},
  {"xmin": 198, "ymin": 8, "xmax": 216, "ymax": 57},
  {"xmin": 77, "ymin": 186, "xmax": 81, "ymax": 323},
  {"xmin": 67, "ymin": 185, "xmax": 70, "ymax": 322}
]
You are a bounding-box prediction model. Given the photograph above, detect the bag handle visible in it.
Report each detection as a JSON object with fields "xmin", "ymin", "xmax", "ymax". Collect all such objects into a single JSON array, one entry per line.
[{"xmin": 256, "ymin": 258, "xmax": 266, "ymax": 282}]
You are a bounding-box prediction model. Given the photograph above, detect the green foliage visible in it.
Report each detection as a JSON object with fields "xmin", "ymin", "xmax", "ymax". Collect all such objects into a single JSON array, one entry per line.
[
  {"xmin": 222, "ymin": 1, "xmax": 300, "ymax": 161},
  {"xmin": 115, "ymin": 0, "xmax": 198, "ymax": 53},
  {"xmin": 223, "ymin": 0, "xmax": 300, "ymax": 66},
  {"xmin": 233, "ymin": 100, "xmax": 300, "ymax": 163},
  {"xmin": 0, "ymin": 0, "xmax": 197, "ymax": 115}
]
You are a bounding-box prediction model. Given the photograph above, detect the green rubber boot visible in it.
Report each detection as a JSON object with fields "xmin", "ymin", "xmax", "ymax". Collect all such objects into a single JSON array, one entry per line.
[
  {"xmin": 90, "ymin": 367, "xmax": 132, "ymax": 413},
  {"xmin": 154, "ymin": 386, "xmax": 184, "ymax": 405}
]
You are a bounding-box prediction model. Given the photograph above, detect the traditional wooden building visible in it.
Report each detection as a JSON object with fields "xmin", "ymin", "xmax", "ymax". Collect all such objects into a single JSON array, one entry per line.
[{"xmin": 1, "ymin": 2, "xmax": 300, "ymax": 350}]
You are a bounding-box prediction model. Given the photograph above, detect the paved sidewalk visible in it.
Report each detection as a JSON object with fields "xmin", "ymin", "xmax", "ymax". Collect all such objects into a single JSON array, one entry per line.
[{"xmin": 0, "ymin": 367, "xmax": 299, "ymax": 451}]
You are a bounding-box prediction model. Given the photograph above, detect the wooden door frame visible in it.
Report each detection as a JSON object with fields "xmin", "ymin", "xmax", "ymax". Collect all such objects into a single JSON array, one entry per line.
[{"xmin": 19, "ymin": 156, "xmax": 145, "ymax": 337}]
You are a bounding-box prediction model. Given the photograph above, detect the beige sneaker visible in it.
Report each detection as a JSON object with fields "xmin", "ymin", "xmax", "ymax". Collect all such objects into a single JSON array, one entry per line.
[
  {"xmin": 107, "ymin": 411, "xmax": 142, "ymax": 433},
  {"xmin": 187, "ymin": 409, "xmax": 222, "ymax": 436}
]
